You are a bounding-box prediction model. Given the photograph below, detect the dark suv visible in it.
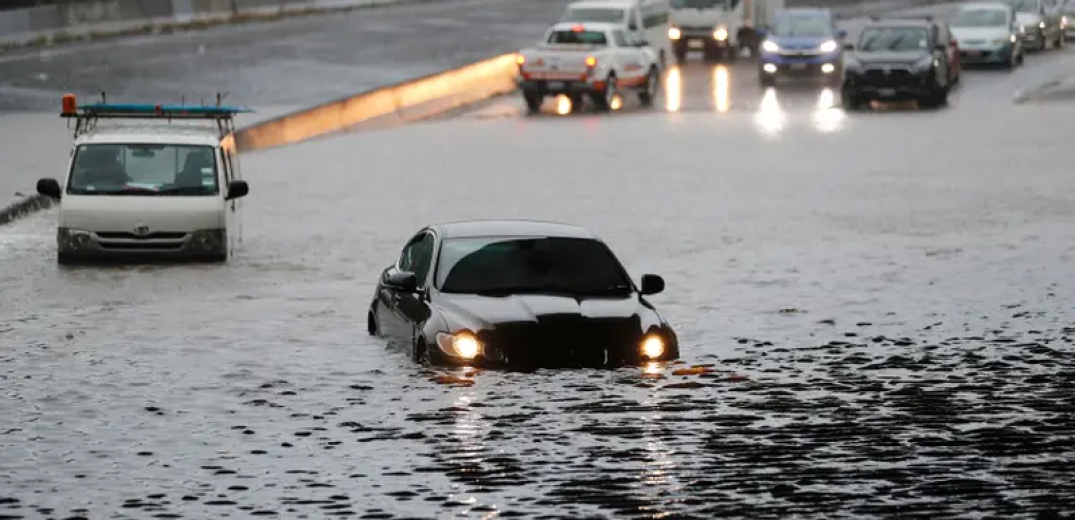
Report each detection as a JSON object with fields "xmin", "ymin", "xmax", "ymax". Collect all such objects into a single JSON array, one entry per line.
[{"xmin": 841, "ymin": 17, "xmax": 955, "ymax": 109}]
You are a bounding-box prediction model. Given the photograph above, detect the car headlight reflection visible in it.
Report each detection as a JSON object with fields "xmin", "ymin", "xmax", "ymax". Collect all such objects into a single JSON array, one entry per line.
[
  {"xmin": 640, "ymin": 334, "xmax": 666, "ymax": 360},
  {"xmin": 761, "ymin": 39, "xmax": 779, "ymax": 52},
  {"xmin": 818, "ymin": 39, "xmax": 838, "ymax": 53},
  {"xmin": 436, "ymin": 331, "xmax": 482, "ymax": 359}
]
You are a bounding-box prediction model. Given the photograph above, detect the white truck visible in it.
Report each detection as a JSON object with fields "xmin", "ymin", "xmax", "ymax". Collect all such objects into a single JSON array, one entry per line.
[
  {"xmin": 515, "ymin": 22, "xmax": 663, "ymax": 114},
  {"xmin": 668, "ymin": 0, "xmax": 785, "ymax": 62}
]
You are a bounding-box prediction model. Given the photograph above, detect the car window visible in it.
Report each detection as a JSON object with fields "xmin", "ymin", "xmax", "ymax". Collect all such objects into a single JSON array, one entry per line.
[
  {"xmin": 1007, "ymin": 0, "xmax": 1039, "ymax": 12},
  {"xmin": 951, "ymin": 8, "xmax": 1010, "ymax": 27},
  {"xmin": 435, "ymin": 236, "xmax": 632, "ymax": 296},
  {"xmin": 857, "ymin": 26, "xmax": 931, "ymax": 51},
  {"xmin": 410, "ymin": 234, "xmax": 436, "ymax": 287},
  {"xmin": 548, "ymin": 29, "xmax": 609, "ymax": 45},
  {"xmin": 772, "ymin": 14, "xmax": 833, "ymax": 37}
]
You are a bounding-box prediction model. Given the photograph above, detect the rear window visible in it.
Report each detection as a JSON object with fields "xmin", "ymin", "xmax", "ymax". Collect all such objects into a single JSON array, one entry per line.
[{"xmin": 548, "ymin": 29, "xmax": 608, "ymax": 45}]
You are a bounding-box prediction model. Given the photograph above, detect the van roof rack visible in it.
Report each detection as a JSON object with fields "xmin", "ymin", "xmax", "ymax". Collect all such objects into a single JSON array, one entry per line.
[{"xmin": 60, "ymin": 92, "xmax": 253, "ymax": 139}]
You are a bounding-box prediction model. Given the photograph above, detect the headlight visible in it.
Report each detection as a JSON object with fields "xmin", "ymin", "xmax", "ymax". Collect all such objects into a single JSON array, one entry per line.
[
  {"xmin": 913, "ymin": 55, "xmax": 935, "ymax": 72},
  {"xmin": 713, "ymin": 27, "xmax": 728, "ymax": 41},
  {"xmin": 640, "ymin": 333, "xmax": 665, "ymax": 359},
  {"xmin": 436, "ymin": 331, "xmax": 482, "ymax": 359},
  {"xmin": 818, "ymin": 39, "xmax": 838, "ymax": 53},
  {"xmin": 1019, "ymin": 25, "xmax": 1027, "ymax": 33},
  {"xmin": 761, "ymin": 39, "xmax": 779, "ymax": 52},
  {"xmin": 1039, "ymin": 21, "xmax": 1045, "ymax": 29},
  {"xmin": 1062, "ymin": 16, "xmax": 1068, "ymax": 27},
  {"xmin": 668, "ymin": 27, "xmax": 681, "ymax": 39}
]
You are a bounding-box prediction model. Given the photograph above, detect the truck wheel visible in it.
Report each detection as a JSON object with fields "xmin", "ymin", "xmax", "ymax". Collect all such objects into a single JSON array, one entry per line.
[
  {"xmin": 674, "ymin": 45, "xmax": 687, "ymax": 63},
  {"xmin": 591, "ymin": 75, "xmax": 618, "ymax": 111},
  {"xmin": 523, "ymin": 91, "xmax": 543, "ymax": 114},
  {"xmin": 638, "ymin": 67, "xmax": 660, "ymax": 107}
]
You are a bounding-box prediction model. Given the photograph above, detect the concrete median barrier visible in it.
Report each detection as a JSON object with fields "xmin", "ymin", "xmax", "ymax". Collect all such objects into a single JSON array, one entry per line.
[{"xmin": 233, "ymin": 53, "xmax": 519, "ymax": 152}]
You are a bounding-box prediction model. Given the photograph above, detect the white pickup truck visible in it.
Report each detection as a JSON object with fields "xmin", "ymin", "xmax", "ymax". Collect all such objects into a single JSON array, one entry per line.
[{"xmin": 516, "ymin": 22, "xmax": 663, "ymax": 114}]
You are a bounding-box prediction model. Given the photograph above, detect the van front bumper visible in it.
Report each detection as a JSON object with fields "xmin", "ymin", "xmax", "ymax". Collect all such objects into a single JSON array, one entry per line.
[{"xmin": 57, "ymin": 227, "xmax": 227, "ymax": 262}]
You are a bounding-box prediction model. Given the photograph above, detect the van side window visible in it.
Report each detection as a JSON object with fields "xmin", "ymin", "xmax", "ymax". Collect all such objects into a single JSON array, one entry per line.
[
  {"xmin": 642, "ymin": 4, "xmax": 668, "ymax": 28},
  {"xmin": 612, "ymin": 30, "xmax": 630, "ymax": 47}
]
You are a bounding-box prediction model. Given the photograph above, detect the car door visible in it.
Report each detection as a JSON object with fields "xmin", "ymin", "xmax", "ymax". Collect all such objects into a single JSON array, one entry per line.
[
  {"xmin": 380, "ymin": 233, "xmax": 424, "ymax": 347},
  {"xmin": 612, "ymin": 29, "xmax": 641, "ymax": 82},
  {"xmin": 394, "ymin": 232, "xmax": 437, "ymax": 347},
  {"xmin": 931, "ymin": 25, "xmax": 950, "ymax": 84}
]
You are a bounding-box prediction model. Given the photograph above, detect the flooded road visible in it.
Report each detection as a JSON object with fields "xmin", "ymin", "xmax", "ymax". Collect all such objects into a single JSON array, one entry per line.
[{"xmin": 3, "ymin": 93, "xmax": 1075, "ymax": 517}]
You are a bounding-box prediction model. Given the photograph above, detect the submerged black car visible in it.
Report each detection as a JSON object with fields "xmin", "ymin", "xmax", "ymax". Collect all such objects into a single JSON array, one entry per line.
[
  {"xmin": 367, "ymin": 220, "xmax": 679, "ymax": 369},
  {"xmin": 842, "ymin": 17, "xmax": 954, "ymax": 109}
]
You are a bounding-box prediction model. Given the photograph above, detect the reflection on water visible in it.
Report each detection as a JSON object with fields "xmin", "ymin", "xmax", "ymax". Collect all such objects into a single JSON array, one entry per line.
[
  {"xmin": 754, "ymin": 88, "xmax": 785, "ymax": 134},
  {"xmin": 665, "ymin": 66, "xmax": 682, "ymax": 112},
  {"xmin": 811, "ymin": 88, "xmax": 845, "ymax": 133},
  {"xmin": 555, "ymin": 95, "xmax": 572, "ymax": 115},
  {"xmin": 713, "ymin": 65, "xmax": 730, "ymax": 113},
  {"xmin": 640, "ymin": 367, "xmax": 679, "ymax": 515}
]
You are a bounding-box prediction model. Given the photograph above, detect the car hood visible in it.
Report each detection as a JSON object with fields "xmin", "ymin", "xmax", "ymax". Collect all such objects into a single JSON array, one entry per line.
[
  {"xmin": 767, "ymin": 35, "xmax": 837, "ymax": 49},
  {"xmin": 435, "ymin": 292, "xmax": 649, "ymax": 332},
  {"xmin": 852, "ymin": 51, "xmax": 930, "ymax": 64},
  {"xmin": 1015, "ymin": 12, "xmax": 1042, "ymax": 25},
  {"xmin": 951, "ymin": 26, "xmax": 1011, "ymax": 40}
]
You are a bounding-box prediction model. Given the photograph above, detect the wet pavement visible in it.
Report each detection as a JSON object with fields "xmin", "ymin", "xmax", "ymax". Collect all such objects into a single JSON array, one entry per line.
[
  {"xmin": 3, "ymin": 0, "xmax": 1075, "ymax": 518},
  {"xmin": 4, "ymin": 64, "xmax": 1075, "ymax": 519}
]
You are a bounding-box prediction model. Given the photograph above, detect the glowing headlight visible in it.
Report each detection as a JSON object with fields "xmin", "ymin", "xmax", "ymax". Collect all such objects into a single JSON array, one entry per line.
[
  {"xmin": 1062, "ymin": 16, "xmax": 1068, "ymax": 27},
  {"xmin": 436, "ymin": 331, "xmax": 481, "ymax": 359},
  {"xmin": 640, "ymin": 334, "xmax": 665, "ymax": 359},
  {"xmin": 713, "ymin": 27, "xmax": 728, "ymax": 41},
  {"xmin": 668, "ymin": 27, "xmax": 681, "ymax": 39},
  {"xmin": 761, "ymin": 39, "xmax": 779, "ymax": 52},
  {"xmin": 1039, "ymin": 21, "xmax": 1045, "ymax": 29},
  {"xmin": 818, "ymin": 39, "xmax": 838, "ymax": 53}
]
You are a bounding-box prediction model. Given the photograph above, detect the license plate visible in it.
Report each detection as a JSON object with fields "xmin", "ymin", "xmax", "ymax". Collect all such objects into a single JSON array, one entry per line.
[
  {"xmin": 688, "ymin": 40, "xmax": 704, "ymax": 49},
  {"xmin": 547, "ymin": 81, "xmax": 564, "ymax": 90},
  {"xmin": 965, "ymin": 50, "xmax": 983, "ymax": 56},
  {"xmin": 790, "ymin": 63, "xmax": 807, "ymax": 70},
  {"xmin": 879, "ymin": 88, "xmax": 896, "ymax": 96}
]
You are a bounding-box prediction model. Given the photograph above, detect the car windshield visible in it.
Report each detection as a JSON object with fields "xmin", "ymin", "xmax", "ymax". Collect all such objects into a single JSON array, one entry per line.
[
  {"xmin": 772, "ymin": 14, "xmax": 832, "ymax": 37},
  {"xmin": 65, "ymin": 143, "xmax": 219, "ymax": 196},
  {"xmin": 547, "ymin": 29, "xmax": 609, "ymax": 44},
  {"xmin": 436, "ymin": 236, "xmax": 633, "ymax": 296},
  {"xmin": 561, "ymin": 8, "xmax": 624, "ymax": 23},
  {"xmin": 1007, "ymin": 0, "xmax": 1037, "ymax": 12},
  {"xmin": 857, "ymin": 27, "xmax": 931, "ymax": 51},
  {"xmin": 671, "ymin": 0, "xmax": 729, "ymax": 9},
  {"xmin": 952, "ymin": 8, "xmax": 1008, "ymax": 26}
]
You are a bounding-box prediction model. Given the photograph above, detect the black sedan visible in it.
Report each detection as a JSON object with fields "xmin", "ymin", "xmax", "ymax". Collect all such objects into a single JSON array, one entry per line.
[{"xmin": 367, "ymin": 219, "xmax": 679, "ymax": 369}]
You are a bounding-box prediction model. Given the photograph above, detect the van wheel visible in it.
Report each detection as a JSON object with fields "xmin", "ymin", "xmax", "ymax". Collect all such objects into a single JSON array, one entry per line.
[{"xmin": 638, "ymin": 67, "xmax": 660, "ymax": 107}]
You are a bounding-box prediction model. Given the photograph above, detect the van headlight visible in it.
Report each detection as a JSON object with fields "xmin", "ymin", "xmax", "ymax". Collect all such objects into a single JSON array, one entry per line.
[
  {"xmin": 191, "ymin": 229, "xmax": 226, "ymax": 251},
  {"xmin": 57, "ymin": 227, "xmax": 92, "ymax": 251}
]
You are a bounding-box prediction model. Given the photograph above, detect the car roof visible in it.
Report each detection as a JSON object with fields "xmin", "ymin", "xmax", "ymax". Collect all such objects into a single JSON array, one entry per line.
[
  {"xmin": 863, "ymin": 17, "xmax": 935, "ymax": 28},
  {"xmin": 74, "ymin": 123, "xmax": 223, "ymax": 147},
  {"xmin": 434, "ymin": 219, "xmax": 599, "ymax": 240},
  {"xmin": 958, "ymin": 2, "xmax": 1011, "ymax": 9}
]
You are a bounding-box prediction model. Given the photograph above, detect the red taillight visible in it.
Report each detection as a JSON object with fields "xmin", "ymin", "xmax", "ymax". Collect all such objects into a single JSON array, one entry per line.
[{"xmin": 585, "ymin": 55, "xmax": 597, "ymax": 68}]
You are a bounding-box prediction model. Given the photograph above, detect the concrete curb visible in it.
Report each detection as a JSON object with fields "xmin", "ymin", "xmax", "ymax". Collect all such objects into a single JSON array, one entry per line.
[
  {"xmin": 0, "ymin": 0, "xmax": 446, "ymax": 55},
  {"xmin": 0, "ymin": 194, "xmax": 53, "ymax": 227}
]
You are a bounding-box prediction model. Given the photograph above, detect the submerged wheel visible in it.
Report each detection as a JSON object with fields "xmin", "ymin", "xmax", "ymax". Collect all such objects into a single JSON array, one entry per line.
[
  {"xmin": 523, "ymin": 92, "xmax": 543, "ymax": 114},
  {"xmin": 638, "ymin": 67, "xmax": 660, "ymax": 107},
  {"xmin": 591, "ymin": 75, "xmax": 618, "ymax": 111}
]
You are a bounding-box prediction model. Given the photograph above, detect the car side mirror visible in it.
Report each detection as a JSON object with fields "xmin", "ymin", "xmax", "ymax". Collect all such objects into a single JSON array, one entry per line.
[
  {"xmin": 836, "ymin": 28, "xmax": 847, "ymax": 39},
  {"xmin": 37, "ymin": 177, "xmax": 62, "ymax": 199},
  {"xmin": 843, "ymin": 42, "xmax": 855, "ymax": 50},
  {"xmin": 385, "ymin": 270, "xmax": 418, "ymax": 292},
  {"xmin": 639, "ymin": 274, "xmax": 664, "ymax": 296},
  {"xmin": 225, "ymin": 179, "xmax": 248, "ymax": 200}
]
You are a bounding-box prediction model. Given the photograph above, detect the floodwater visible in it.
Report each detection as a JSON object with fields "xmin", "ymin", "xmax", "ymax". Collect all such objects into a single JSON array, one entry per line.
[{"xmin": 3, "ymin": 0, "xmax": 1075, "ymax": 517}]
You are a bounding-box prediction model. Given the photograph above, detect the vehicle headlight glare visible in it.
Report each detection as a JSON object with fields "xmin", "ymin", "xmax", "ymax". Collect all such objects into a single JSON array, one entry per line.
[
  {"xmin": 761, "ymin": 39, "xmax": 779, "ymax": 52},
  {"xmin": 1039, "ymin": 21, "xmax": 1045, "ymax": 29},
  {"xmin": 640, "ymin": 334, "xmax": 665, "ymax": 359},
  {"xmin": 713, "ymin": 27, "xmax": 728, "ymax": 40},
  {"xmin": 1009, "ymin": 34, "xmax": 1017, "ymax": 43},
  {"xmin": 668, "ymin": 27, "xmax": 681, "ymax": 39},
  {"xmin": 437, "ymin": 331, "xmax": 481, "ymax": 359},
  {"xmin": 818, "ymin": 39, "xmax": 837, "ymax": 53}
]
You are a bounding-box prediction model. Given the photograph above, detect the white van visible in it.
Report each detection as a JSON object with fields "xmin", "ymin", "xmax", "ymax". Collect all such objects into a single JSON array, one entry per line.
[
  {"xmin": 668, "ymin": 0, "xmax": 785, "ymax": 62},
  {"xmin": 35, "ymin": 97, "xmax": 250, "ymax": 265},
  {"xmin": 560, "ymin": 0, "xmax": 675, "ymax": 68}
]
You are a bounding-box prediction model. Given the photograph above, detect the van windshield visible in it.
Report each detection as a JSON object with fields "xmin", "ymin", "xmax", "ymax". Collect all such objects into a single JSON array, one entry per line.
[
  {"xmin": 671, "ymin": 0, "xmax": 729, "ymax": 9},
  {"xmin": 65, "ymin": 144, "xmax": 219, "ymax": 196},
  {"xmin": 561, "ymin": 7, "xmax": 625, "ymax": 23}
]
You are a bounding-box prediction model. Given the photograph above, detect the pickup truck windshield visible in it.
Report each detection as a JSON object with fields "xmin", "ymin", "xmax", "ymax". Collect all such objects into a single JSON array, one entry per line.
[
  {"xmin": 66, "ymin": 143, "xmax": 220, "ymax": 196},
  {"xmin": 562, "ymin": 7, "xmax": 624, "ymax": 23},
  {"xmin": 548, "ymin": 29, "xmax": 608, "ymax": 45}
]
